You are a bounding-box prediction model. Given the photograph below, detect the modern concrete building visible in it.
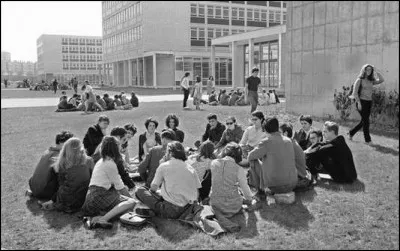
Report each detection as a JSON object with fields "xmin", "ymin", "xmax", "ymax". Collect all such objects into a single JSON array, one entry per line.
[
  {"xmin": 101, "ymin": 1, "xmax": 287, "ymax": 88},
  {"xmin": 284, "ymin": 1, "xmax": 399, "ymax": 117},
  {"xmin": 2, "ymin": 51, "xmax": 37, "ymax": 81},
  {"xmin": 1, "ymin": 51, "xmax": 12, "ymax": 79},
  {"xmin": 36, "ymin": 34, "xmax": 103, "ymax": 84}
]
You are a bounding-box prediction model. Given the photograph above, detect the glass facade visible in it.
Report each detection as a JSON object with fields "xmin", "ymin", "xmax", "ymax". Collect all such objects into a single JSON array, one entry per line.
[
  {"xmin": 244, "ymin": 40, "xmax": 279, "ymax": 88},
  {"xmin": 175, "ymin": 56, "xmax": 232, "ymax": 86}
]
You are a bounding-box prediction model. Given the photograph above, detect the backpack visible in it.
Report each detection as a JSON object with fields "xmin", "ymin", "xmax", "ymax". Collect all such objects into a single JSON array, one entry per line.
[{"xmin": 348, "ymin": 79, "xmax": 363, "ymax": 99}]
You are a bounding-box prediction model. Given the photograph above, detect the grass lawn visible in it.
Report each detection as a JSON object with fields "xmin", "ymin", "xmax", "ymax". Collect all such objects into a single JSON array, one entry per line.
[{"xmin": 1, "ymin": 98, "xmax": 399, "ymax": 249}]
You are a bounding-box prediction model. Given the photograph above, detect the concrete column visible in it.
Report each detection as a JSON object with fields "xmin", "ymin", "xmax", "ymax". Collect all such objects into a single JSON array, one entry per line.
[
  {"xmin": 278, "ymin": 32, "xmax": 282, "ymax": 89},
  {"xmin": 128, "ymin": 60, "xmax": 132, "ymax": 86},
  {"xmin": 143, "ymin": 57, "xmax": 147, "ymax": 86},
  {"xmin": 112, "ymin": 62, "xmax": 117, "ymax": 86},
  {"xmin": 136, "ymin": 58, "xmax": 140, "ymax": 86},
  {"xmin": 228, "ymin": 5, "xmax": 232, "ymax": 34},
  {"xmin": 211, "ymin": 45, "xmax": 216, "ymax": 79},
  {"xmin": 124, "ymin": 60, "xmax": 128, "ymax": 86},
  {"xmin": 106, "ymin": 63, "xmax": 110, "ymax": 85},
  {"xmin": 153, "ymin": 53, "xmax": 157, "ymax": 88},
  {"xmin": 280, "ymin": 1, "xmax": 283, "ymax": 24},
  {"xmin": 248, "ymin": 38, "xmax": 254, "ymax": 75},
  {"xmin": 232, "ymin": 41, "xmax": 237, "ymax": 88}
]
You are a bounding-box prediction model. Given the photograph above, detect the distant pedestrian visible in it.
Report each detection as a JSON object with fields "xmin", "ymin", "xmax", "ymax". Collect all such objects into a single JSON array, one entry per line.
[
  {"xmin": 4, "ymin": 79, "xmax": 8, "ymax": 88},
  {"xmin": 180, "ymin": 72, "xmax": 190, "ymax": 109},
  {"xmin": 53, "ymin": 79, "xmax": 58, "ymax": 94},
  {"xmin": 246, "ymin": 68, "xmax": 261, "ymax": 113},
  {"xmin": 207, "ymin": 76, "xmax": 215, "ymax": 95},
  {"xmin": 73, "ymin": 77, "xmax": 78, "ymax": 94}
]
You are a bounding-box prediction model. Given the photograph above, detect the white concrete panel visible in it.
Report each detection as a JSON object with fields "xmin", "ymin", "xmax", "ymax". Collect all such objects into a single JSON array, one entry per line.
[
  {"xmin": 353, "ymin": 1, "xmax": 367, "ymax": 19},
  {"xmin": 313, "ymin": 49, "xmax": 325, "ymax": 74},
  {"xmin": 292, "ymin": 6, "xmax": 303, "ymax": 30},
  {"xmin": 338, "ymin": 46, "xmax": 351, "ymax": 74},
  {"xmin": 385, "ymin": 1, "xmax": 399, "ymax": 13},
  {"xmin": 301, "ymin": 73, "xmax": 313, "ymax": 95},
  {"xmin": 303, "ymin": 3, "xmax": 314, "ymax": 28},
  {"xmin": 291, "ymin": 52, "xmax": 302, "ymax": 73},
  {"xmin": 314, "ymin": 25, "xmax": 326, "ymax": 50},
  {"xmin": 314, "ymin": 2, "xmax": 326, "ymax": 26},
  {"xmin": 325, "ymin": 23, "xmax": 338, "ymax": 49},
  {"xmin": 293, "ymin": 29, "xmax": 303, "ymax": 52},
  {"xmin": 338, "ymin": 21, "xmax": 352, "ymax": 47},
  {"xmin": 382, "ymin": 42, "xmax": 399, "ymax": 91},
  {"xmin": 366, "ymin": 43, "xmax": 383, "ymax": 69},
  {"xmin": 383, "ymin": 13, "xmax": 399, "ymax": 42},
  {"xmin": 368, "ymin": 1, "xmax": 384, "ymax": 16},
  {"xmin": 326, "ymin": 1, "xmax": 339, "ymax": 24},
  {"xmin": 302, "ymin": 27, "xmax": 313, "ymax": 51},
  {"xmin": 325, "ymin": 48, "xmax": 339, "ymax": 74},
  {"xmin": 351, "ymin": 18, "xmax": 367, "ymax": 45},
  {"xmin": 302, "ymin": 51, "xmax": 313, "ymax": 74},
  {"xmin": 339, "ymin": 1, "xmax": 352, "ymax": 22}
]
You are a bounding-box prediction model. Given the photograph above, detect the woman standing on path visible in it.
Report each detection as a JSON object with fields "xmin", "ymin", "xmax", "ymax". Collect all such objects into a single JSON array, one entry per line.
[
  {"xmin": 348, "ymin": 64, "xmax": 385, "ymax": 144},
  {"xmin": 207, "ymin": 76, "xmax": 215, "ymax": 95},
  {"xmin": 180, "ymin": 72, "xmax": 191, "ymax": 109},
  {"xmin": 193, "ymin": 75, "xmax": 203, "ymax": 110}
]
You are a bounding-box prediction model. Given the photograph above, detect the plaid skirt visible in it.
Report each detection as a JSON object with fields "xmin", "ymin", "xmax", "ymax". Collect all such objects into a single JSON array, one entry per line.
[{"xmin": 81, "ymin": 185, "xmax": 128, "ymax": 216}]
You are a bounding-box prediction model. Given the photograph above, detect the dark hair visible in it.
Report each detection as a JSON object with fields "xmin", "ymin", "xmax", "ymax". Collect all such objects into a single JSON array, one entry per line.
[
  {"xmin": 110, "ymin": 126, "xmax": 127, "ymax": 139},
  {"xmin": 251, "ymin": 110, "xmax": 265, "ymax": 122},
  {"xmin": 96, "ymin": 95, "xmax": 100, "ymax": 99},
  {"xmin": 55, "ymin": 131, "xmax": 74, "ymax": 145},
  {"xmin": 226, "ymin": 116, "xmax": 236, "ymax": 123},
  {"xmin": 81, "ymin": 85, "xmax": 86, "ymax": 91},
  {"xmin": 114, "ymin": 94, "xmax": 119, "ymax": 99},
  {"xmin": 299, "ymin": 115, "xmax": 313, "ymax": 125},
  {"xmin": 221, "ymin": 142, "xmax": 242, "ymax": 163},
  {"xmin": 269, "ymin": 90, "xmax": 273, "ymax": 93},
  {"xmin": 358, "ymin": 64, "xmax": 376, "ymax": 82},
  {"xmin": 161, "ymin": 129, "xmax": 176, "ymax": 141},
  {"xmin": 98, "ymin": 115, "xmax": 110, "ymax": 124},
  {"xmin": 60, "ymin": 95, "xmax": 67, "ymax": 100},
  {"xmin": 165, "ymin": 114, "xmax": 180, "ymax": 128},
  {"xmin": 166, "ymin": 141, "xmax": 187, "ymax": 161},
  {"xmin": 61, "ymin": 91, "xmax": 66, "ymax": 95},
  {"xmin": 103, "ymin": 93, "xmax": 109, "ymax": 98},
  {"xmin": 252, "ymin": 67, "xmax": 259, "ymax": 73},
  {"xmin": 221, "ymin": 89, "xmax": 227, "ymax": 94},
  {"xmin": 197, "ymin": 141, "xmax": 216, "ymax": 161},
  {"xmin": 184, "ymin": 72, "xmax": 190, "ymax": 77},
  {"xmin": 209, "ymin": 76, "xmax": 214, "ymax": 80},
  {"xmin": 207, "ymin": 113, "xmax": 217, "ymax": 121},
  {"xmin": 85, "ymin": 80, "xmax": 89, "ymax": 84},
  {"xmin": 144, "ymin": 117, "xmax": 159, "ymax": 129},
  {"xmin": 264, "ymin": 116, "xmax": 279, "ymax": 133},
  {"xmin": 124, "ymin": 123, "xmax": 137, "ymax": 136},
  {"xmin": 280, "ymin": 123, "xmax": 293, "ymax": 138},
  {"xmin": 131, "ymin": 92, "xmax": 136, "ymax": 96},
  {"xmin": 100, "ymin": 136, "xmax": 122, "ymax": 163},
  {"xmin": 72, "ymin": 94, "xmax": 79, "ymax": 98},
  {"xmin": 196, "ymin": 75, "xmax": 201, "ymax": 83},
  {"xmin": 324, "ymin": 121, "xmax": 339, "ymax": 135},
  {"xmin": 310, "ymin": 129, "xmax": 323, "ymax": 140}
]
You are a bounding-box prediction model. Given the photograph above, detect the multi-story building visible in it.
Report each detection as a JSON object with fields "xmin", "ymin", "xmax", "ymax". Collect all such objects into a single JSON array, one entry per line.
[
  {"xmin": 101, "ymin": 1, "xmax": 286, "ymax": 88},
  {"xmin": 36, "ymin": 34, "xmax": 103, "ymax": 84},
  {"xmin": 1, "ymin": 51, "xmax": 38, "ymax": 81},
  {"xmin": 1, "ymin": 51, "xmax": 12, "ymax": 79}
]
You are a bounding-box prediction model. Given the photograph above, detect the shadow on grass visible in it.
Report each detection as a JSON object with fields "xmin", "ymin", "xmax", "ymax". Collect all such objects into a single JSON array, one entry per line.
[
  {"xmin": 317, "ymin": 179, "xmax": 366, "ymax": 193},
  {"xmin": 369, "ymin": 143, "xmax": 399, "ymax": 156},
  {"xmin": 295, "ymin": 189, "xmax": 318, "ymax": 203},
  {"xmin": 148, "ymin": 217, "xmax": 196, "ymax": 243},
  {"xmin": 232, "ymin": 211, "xmax": 259, "ymax": 239},
  {"xmin": 258, "ymin": 199, "xmax": 314, "ymax": 232},
  {"xmin": 25, "ymin": 197, "xmax": 83, "ymax": 232}
]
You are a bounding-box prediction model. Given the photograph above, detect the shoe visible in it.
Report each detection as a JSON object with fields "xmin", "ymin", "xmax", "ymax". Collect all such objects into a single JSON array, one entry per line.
[
  {"xmin": 255, "ymin": 190, "xmax": 267, "ymax": 201},
  {"xmin": 135, "ymin": 208, "xmax": 156, "ymax": 218},
  {"xmin": 83, "ymin": 216, "xmax": 113, "ymax": 229},
  {"xmin": 347, "ymin": 132, "xmax": 353, "ymax": 141},
  {"xmin": 25, "ymin": 189, "xmax": 33, "ymax": 197}
]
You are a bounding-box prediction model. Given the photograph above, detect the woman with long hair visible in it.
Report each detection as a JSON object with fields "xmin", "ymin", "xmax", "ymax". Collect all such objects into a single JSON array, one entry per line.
[
  {"xmin": 138, "ymin": 117, "xmax": 162, "ymax": 161},
  {"xmin": 193, "ymin": 75, "xmax": 203, "ymax": 110},
  {"xmin": 349, "ymin": 64, "xmax": 385, "ymax": 144},
  {"xmin": 180, "ymin": 72, "xmax": 191, "ymax": 108},
  {"xmin": 162, "ymin": 114, "xmax": 185, "ymax": 143},
  {"xmin": 40, "ymin": 137, "xmax": 94, "ymax": 213},
  {"xmin": 82, "ymin": 136, "xmax": 136, "ymax": 229}
]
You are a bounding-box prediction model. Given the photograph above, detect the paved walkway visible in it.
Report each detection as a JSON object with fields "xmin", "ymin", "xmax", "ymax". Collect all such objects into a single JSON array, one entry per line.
[{"xmin": 1, "ymin": 95, "xmax": 285, "ymax": 109}]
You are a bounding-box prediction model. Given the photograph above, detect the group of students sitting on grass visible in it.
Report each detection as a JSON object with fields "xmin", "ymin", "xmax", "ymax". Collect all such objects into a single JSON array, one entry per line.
[
  {"xmin": 56, "ymin": 82, "xmax": 139, "ymax": 113},
  {"xmin": 27, "ymin": 112, "xmax": 358, "ymax": 230},
  {"xmin": 207, "ymin": 88, "xmax": 280, "ymax": 107}
]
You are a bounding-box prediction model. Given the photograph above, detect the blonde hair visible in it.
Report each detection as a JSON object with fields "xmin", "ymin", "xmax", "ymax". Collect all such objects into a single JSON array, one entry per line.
[{"xmin": 53, "ymin": 137, "xmax": 90, "ymax": 173}]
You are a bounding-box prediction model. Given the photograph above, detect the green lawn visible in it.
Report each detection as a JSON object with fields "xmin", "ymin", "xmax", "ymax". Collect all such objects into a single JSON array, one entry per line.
[{"xmin": 1, "ymin": 98, "xmax": 399, "ymax": 249}]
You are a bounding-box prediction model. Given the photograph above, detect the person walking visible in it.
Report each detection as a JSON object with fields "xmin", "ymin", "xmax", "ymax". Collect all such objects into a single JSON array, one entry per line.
[
  {"xmin": 180, "ymin": 72, "xmax": 191, "ymax": 109},
  {"xmin": 73, "ymin": 77, "xmax": 78, "ymax": 94},
  {"xmin": 207, "ymin": 76, "xmax": 215, "ymax": 96},
  {"xmin": 245, "ymin": 68, "xmax": 261, "ymax": 113},
  {"xmin": 53, "ymin": 79, "xmax": 59, "ymax": 94},
  {"xmin": 193, "ymin": 75, "xmax": 203, "ymax": 110},
  {"xmin": 348, "ymin": 64, "xmax": 385, "ymax": 144}
]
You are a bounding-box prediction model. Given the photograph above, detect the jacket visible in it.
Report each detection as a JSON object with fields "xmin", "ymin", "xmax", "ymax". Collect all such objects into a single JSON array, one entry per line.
[
  {"xmin": 215, "ymin": 125, "xmax": 244, "ymax": 149},
  {"xmin": 130, "ymin": 95, "xmax": 139, "ymax": 107},
  {"xmin": 228, "ymin": 93, "xmax": 239, "ymax": 106},
  {"xmin": 83, "ymin": 124, "xmax": 105, "ymax": 156},
  {"xmin": 29, "ymin": 147, "xmax": 60, "ymax": 200},
  {"xmin": 202, "ymin": 122, "xmax": 226, "ymax": 145},
  {"xmin": 306, "ymin": 135, "xmax": 357, "ymax": 183},
  {"xmin": 138, "ymin": 132, "xmax": 162, "ymax": 162},
  {"xmin": 92, "ymin": 145, "xmax": 136, "ymax": 189},
  {"xmin": 162, "ymin": 128, "xmax": 185, "ymax": 143},
  {"xmin": 294, "ymin": 128, "xmax": 312, "ymax": 150},
  {"xmin": 248, "ymin": 133, "xmax": 298, "ymax": 188},
  {"xmin": 138, "ymin": 145, "xmax": 167, "ymax": 187}
]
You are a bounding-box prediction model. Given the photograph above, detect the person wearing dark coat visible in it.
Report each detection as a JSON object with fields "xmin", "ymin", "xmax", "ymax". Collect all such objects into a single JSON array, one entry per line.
[
  {"xmin": 294, "ymin": 115, "xmax": 314, "ymax": 150},
  {"xmin": 83, "ymin": 115, "xmax": 110, "ymax": 156},
  {"xmin": 138, "ymin": 118, "xmax": 162, "ymax": 162},
  {"xmin": 162, "ymin": 114, "xmax": 185, "ymax": 143},
  {"xmin": 130, "ymin": 92, "xmax": 139, "ymax": 107},
  {"xmin": 201, "ymin": 114, "xmax": 226, "ymax": 145},
  {"xmin": 306, "ymin": 121, "xmax": 357, "ymax": 183}
]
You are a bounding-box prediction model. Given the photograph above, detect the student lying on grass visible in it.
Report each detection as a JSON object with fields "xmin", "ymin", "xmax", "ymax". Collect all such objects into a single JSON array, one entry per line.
[{"xmin": 82, "ymin": 136, "xmax": 137, "ymax": 229}]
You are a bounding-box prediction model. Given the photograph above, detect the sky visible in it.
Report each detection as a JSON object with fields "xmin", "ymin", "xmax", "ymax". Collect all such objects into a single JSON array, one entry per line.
[{"xmin": 1, "ymin": 1, "xmax": 102, "ymax": 62}]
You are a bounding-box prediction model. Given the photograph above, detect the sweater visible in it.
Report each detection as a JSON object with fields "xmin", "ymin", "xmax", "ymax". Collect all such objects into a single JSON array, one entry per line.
[
  {"xmin": 215, "ymin": 124, "xmax": 244, "ymax": 149},
  {"xmin": 202, "ymin": 122, "xmax": 226, "ymax": 145},
  {"xmin": 138, "ymin": 145, "xmax": 167, "ymax": 187},
  {"xmin": 162, "ymin": 128, "xmax": 185, "ymax": 143},
  {"xmin": 138, "ymin": 132, "xmax": 162, "ymax": 161},
  {"xmin": 83, "ymin": 124, "xmax": 105, "ymax": 156}
]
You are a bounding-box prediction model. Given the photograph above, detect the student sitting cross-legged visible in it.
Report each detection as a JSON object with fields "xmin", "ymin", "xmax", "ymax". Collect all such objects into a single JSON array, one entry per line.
[
  {"xmin": 28, "ymin": 131, "xmax": 74, "ymax": 200},
  {"xmin": 40, "ymin": 138, "xmax": 94, "ymax": 213},
  {"xmin": 247, "ymin": 117, "xmax": 298, "ymax": 200},
  {"xmin": 135, "ymin": 141, "xmax": 201, "ymax": 219},
  {"xmin": 209, "ymin": 142, "xmax": 254, "ymax": 218},
  {"xmin": 82, "ymin": 136, "xmax": 137, "ymax": 229}
]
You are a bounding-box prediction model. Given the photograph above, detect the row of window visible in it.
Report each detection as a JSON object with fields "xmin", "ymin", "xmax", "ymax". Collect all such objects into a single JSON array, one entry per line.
[
  {"xmin": 62, "ymin": 37, "xmax": 101, "ymax": 45},
  {"xmin": 103, "ymin": 1, "xmax": 122, "ymax": 11},
  {"xmin": 104, "ymin": 26, "xmax": 142, "ymax": 48},
  {"xmin": 190, "ymin": 27, "xmax": 246, "ymax": 41},
  {"xmin": 62, "ymin": 63, "xmax": 100, "ymax": 70},
  {"xmin": 62, "ymin": 54, "xmax": 102, "ymax": 61},
  {"xmin": 103, "ymin": 2, "xmax": 142, "ymax": 30},
  {"xmin": 61, "ymin": 46, "xmax": 102, "ymax": 53},
  {"xmin": 190, "ymin": 4, "xmax": 286, "ymax": 23}
]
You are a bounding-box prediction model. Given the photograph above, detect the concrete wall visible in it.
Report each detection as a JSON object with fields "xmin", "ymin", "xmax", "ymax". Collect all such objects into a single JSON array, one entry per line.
[
  {"xmin": 145, "ymin": 56, "xmax": 153, "ymax": 87},
  {"xmin": 156, "ymin": 54, "xmax": 175, "ymax": 87},
  {"xmin": 285, "ymin": 1, "xmax": 399, "ymax": 118},
  {"xmin": 143, "ymin": 1, "xmax": 190, "ymax": 52},
  {"xmin": 42, "ymin": 35, "xmax": 62, "ymax": 74}
]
